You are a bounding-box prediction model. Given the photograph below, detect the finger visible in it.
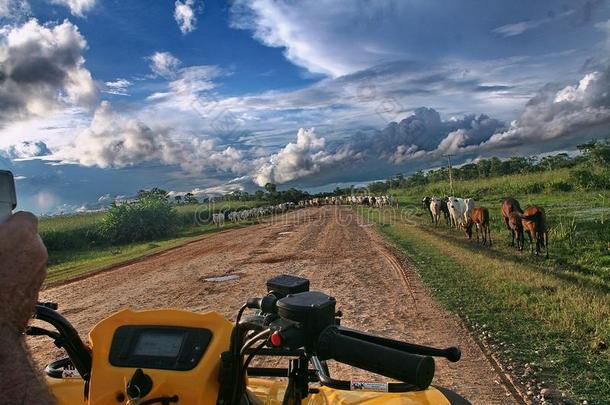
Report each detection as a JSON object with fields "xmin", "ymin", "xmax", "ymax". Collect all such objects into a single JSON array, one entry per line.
[{"xmin": 4, "ymin": 211, "xmax": 38, "ymax": 235}]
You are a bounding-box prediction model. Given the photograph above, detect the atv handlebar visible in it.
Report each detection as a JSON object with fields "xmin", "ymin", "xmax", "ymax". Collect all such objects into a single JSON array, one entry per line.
[
  {"xmin": 30, "ymin": 304, "xmax": 92, "ymax": 381},
  {"xmin": 316, "ymin": 326, "xmax": 435, "ymax": 389}
]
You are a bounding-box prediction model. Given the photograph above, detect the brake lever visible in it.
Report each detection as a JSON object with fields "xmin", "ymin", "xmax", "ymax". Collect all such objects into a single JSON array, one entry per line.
[{"xmin": 26, "ymin": 326, "xmax": 61, "ymax": 340}]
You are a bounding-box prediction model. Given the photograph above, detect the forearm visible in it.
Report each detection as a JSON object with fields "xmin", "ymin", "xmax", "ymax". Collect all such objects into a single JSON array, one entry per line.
[{"xmin": 0, "ymin": 332, "xmax": 55, "ymax": 405}]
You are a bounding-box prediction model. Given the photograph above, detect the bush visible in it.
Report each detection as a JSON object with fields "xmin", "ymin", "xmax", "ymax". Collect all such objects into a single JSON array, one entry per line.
[
  {"xmin": 98, "ymin": 197, "xmax": 178, "ymax": 244},
  {"xmin": 545, "ymin": 181, "xmax": 573, "ymax": 193},
  {"xmin": 570, "ymin": 169, "xmax": 609, "ymax": 190}
]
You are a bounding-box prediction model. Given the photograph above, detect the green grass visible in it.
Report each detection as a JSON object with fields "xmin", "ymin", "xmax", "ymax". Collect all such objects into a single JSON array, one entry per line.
[{"xmin": 357, "ymin": 168, "xmax": 610, "ymax": 403}]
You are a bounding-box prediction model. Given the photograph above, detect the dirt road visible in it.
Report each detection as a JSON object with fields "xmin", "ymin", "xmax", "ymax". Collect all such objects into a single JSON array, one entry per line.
[{"xmin": 32, "ymin": 206, "xmax": 519, "ymax": 404}]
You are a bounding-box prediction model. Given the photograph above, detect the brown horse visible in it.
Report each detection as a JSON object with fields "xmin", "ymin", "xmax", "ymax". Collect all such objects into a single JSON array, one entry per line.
[
  {"xmin": 521, "ymin": 206, "xmax": 549, "ymax": 257},
  {"xmin": 508, "ymin": 212, "xmax": 525, "ymax": 251},
  {"xmin": 464, "ymin": 207, "xmax": 492, "ymax": 246},
  {"xmin": 501, "ymin": 197, "xmax": 523, "ymax": 230}
]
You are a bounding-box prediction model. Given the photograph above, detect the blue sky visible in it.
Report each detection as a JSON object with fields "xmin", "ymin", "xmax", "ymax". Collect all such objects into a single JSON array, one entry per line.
[{"xmin": 1, "ymin": 0, "xmax": 610, "ymax": 213}]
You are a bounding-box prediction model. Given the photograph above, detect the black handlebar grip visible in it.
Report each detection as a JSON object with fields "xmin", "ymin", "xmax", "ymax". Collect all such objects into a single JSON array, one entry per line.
[{"xmin": 316, "ymin": 326, "xmax": 435, "ymax": 390}]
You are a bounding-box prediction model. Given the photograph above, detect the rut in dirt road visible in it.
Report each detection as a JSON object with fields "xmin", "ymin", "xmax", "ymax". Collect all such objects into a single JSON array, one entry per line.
[{"xmin": 32, "ymin": 206, "xmax": 519, "ymax": 404}]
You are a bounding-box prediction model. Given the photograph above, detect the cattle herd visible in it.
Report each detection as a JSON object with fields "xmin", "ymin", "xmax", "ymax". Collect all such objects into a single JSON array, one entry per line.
[
  {"xmin": 210, "ymin": 195, "xmax": 397, "ymax": 226},
  {"xmin": 298, "ymin": 195, "xmax": 397, "ymax": 207},
  {"xmin": 423, "ymin": 196, "xmax": 550, "ymax": 258},
  {"xmin": 211, "ymin": 202, "xmax": 297, "ymax": 226}
]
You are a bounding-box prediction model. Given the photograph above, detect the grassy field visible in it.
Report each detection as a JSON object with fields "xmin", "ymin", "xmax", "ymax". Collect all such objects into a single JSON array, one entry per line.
[
  {"xmin": 40, "ymin": 201, "xmax": 263, "ymax": 285},
  {"xmin": 358, "ymin": 168, "xmax": 610, "ymax": 403}
]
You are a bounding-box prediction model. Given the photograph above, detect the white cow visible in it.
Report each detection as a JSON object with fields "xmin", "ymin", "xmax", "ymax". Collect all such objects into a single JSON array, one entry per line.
[
  {"xmin": 447, "ymin": 197, "xmax": 466, "ymax": 228},
  {"xmin": 429, "ymin": 198, "xmax": 442, "ymax": 226},
  {"xmin": 212, "ymin": 213, "xmax": 225, "ymax": 226}
]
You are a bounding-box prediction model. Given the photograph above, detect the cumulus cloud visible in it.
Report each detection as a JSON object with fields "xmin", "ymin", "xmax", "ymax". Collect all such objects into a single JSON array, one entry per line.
[
  {"xmin": 54, "ymin": 101, "xmax": 248, "ymax": 175},
  {"xmin": 0, "ymin": 19, "xmax": 96, "ymax": 126},
  {"xmin": 482, "ymin": 68, "xmax": 610, "ymax": 149},
  {"xmin": 174, "ymin": 0, "xmax": 201, "ymax": 34},
  {"xmin": 103, "ymin": 78, "xmax": 132, "ymax": 96},
  {"xmin": 147, "ymin": 51, "xmax": 182, "ymax": 78},
  {"xmin": 2, "ymin": 140, "xmax": 51, "ymax": 159},
  {"xmin": 49, "ymin": 0, "xmax": 96, "ymax": 16},
  {"xmin": 254, "ymin": 128, "xmax": 357, "ymax": 186}
]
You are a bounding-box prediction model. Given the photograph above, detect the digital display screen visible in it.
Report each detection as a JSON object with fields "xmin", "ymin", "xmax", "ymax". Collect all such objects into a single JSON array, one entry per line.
[{"xmin": 133, "ymin": 331, "xmax": 184, "ymax": 358}]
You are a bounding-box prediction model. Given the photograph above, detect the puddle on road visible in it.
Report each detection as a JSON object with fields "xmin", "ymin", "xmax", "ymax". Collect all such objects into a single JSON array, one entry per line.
[
  {"xmin": 202, "ymin": 274, "xmax": 240, "ymax": 282},
  {"xmin": 359, "ymin": 224, "xmax": 373, "ymax": 227},
  {"xmin": 278, "ymin": 231, "xmax": 294, "ymax": 235}
]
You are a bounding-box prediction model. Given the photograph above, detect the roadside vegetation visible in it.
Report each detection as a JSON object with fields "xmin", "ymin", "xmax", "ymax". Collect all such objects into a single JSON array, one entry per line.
[
  {"xmin": 40, "ymin": 185, "xmax": 309, "ymax": 285},
  {"xmin": 354, "ymin": 140, "xmax": 610, "ymax": 403}
]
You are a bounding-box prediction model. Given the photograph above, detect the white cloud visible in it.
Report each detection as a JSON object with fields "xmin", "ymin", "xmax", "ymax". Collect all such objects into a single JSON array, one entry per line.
[
  {"xmin": 2, "ymin": 140, "xmax": 51, "ymax": 159},
  {"xmin": 174, "ymin": 0, "xmax": 201, "ymax": 35},
  {"xmin": 103, "ymin": 78, "xmax": 132, "ymax": 96},
  {"xmin": 492, "ymin": 9, "xmax": 576, "ymax": 38},
  {"xmin": 229, "ymin": 0, "xmax": 410, "ymax": 77},
  {"xmin": 482, "ymin": 68, "xmax": 610, "ymax": 149},
  {"xmin": 254, "ymin": 128, "xmax": 355, "ymax": 186},
  {"xmin": 49, "ymin": 0, "xmax": 96, "ymax": 17},
  {"xmin": 54, "ymin": 101, "xmax": 249, "ymax": 175},
  {"xmin": 0, "ymin": 19, "xmax": 96, "ymax": 126},
  {"xmin": 147, "ymin": 51, "xmax": 182, "ymax": 78},
  {"xmin": 0, "ymin": 0, "xmax": 29, "ymax": 20},
  {"xmin": 147, "ymin": 65, "xmax": 223, "ymax": 111}
]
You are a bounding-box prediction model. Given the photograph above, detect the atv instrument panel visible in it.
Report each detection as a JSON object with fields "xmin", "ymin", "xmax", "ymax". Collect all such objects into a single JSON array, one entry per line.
[{"xmin": 109, "ymin": 325, "xmax": 212, "ymax": 370}]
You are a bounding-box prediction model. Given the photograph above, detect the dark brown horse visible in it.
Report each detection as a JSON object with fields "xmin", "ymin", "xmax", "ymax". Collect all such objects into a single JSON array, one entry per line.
[
  {"xmin": 508, "ymin": 212, "xmax": 524, "ymax": 251},
  {"xmin": 464, "ymin": 207, "xmax": 492, "ymax": 246},
  {"xmin": 501, "ymin": 197, "xmax": 523, "ymax": 230},
  {"xmin": 521, "ymin": 206, "xmax": 549, "ymax": 257}
]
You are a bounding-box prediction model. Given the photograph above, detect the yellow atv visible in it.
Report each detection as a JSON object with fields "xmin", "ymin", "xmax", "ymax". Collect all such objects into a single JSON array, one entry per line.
[{"xmin": 29, "ymin": 275, "xmax": 470, "ymax": 404}]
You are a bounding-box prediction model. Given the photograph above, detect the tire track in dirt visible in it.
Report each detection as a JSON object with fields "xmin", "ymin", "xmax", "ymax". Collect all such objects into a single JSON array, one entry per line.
[{"xmin": 31, "ymin": 206, "xmax": 519, "ymax": 404}]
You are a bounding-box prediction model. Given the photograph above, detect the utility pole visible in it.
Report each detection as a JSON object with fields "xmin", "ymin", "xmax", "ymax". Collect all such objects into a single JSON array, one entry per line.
[{"xmin": 442, "ymin": 154, "xmax": 455, "ymax": 195}]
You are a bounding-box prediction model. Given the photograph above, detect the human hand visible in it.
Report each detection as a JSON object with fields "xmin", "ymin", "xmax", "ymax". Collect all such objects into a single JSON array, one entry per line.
[{"xmin": 0, "ymin": 212, "xmax": 48, "ymax": 334}]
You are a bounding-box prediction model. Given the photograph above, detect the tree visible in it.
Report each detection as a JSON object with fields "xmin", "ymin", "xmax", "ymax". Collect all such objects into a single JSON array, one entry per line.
[
  {"xmin": 137, "ymin": 187, "xmax": 169, "ymax": 201},
  {"xmin": 174, "ymin": 195, "xmax": 182, "ymax": 204},
  {"xmin": 183, "ymin": 192, "xmax": 198, "ymax": 205},
  {"xmin": 578, "ymin": 139, "xmax": 610, "ymax": 166},
  {"xmin": 264, "ymin": 183, "xmax": 277, "ymax": 194}
]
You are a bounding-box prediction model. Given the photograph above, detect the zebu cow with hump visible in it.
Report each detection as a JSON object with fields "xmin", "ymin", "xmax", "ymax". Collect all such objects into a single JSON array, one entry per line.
[
  {"xmin": 464, "ymin": 207, "xmax": 492, "ymax": 246},
  {"xmin": 521, "ymin": 206, "xmax": 549, "ymax": 257},
  {"xmin": 447, "ymin": 197, "xmax": 466, "ymax": 228},
  {"xmin": 212, "ymin": 213, "xmax": 225, "ymax": 226}
]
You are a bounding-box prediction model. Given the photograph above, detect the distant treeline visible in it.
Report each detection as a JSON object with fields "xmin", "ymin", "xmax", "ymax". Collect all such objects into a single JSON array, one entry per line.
[
  {"xmin": 202, "ymin": 183, "xmax": 311, "ymax": 205},
  {"xmin": 353, "ymin": 139, "xmax": 610, "ymax": 195}
]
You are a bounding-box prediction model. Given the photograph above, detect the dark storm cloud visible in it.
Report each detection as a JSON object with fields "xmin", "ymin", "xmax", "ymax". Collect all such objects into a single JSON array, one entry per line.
[{"xmin": 0, "ymin": 19, "xmax": 95, "ymax": 126}]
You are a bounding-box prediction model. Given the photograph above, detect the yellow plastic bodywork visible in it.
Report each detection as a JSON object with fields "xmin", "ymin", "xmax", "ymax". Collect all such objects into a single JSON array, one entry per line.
[
  {"xmin": 247, "ymin": 379, "xmax": 451, "ymax": 404},
  {"xmin": 45, "ymin": 309, "xmax": 450, "ymax": 405}
]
